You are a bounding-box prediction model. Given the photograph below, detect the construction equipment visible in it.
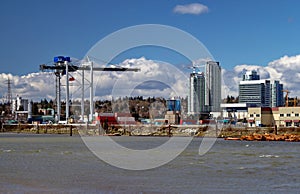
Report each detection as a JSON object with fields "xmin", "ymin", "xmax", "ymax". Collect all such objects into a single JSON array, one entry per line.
[
  {"xmin": 40, "ymin": 56, "xmax": 140, "ymax": 123},
  {"xmin": 282, "ymin": 89, "xmax": 290, "ymax": 107},
  {"xmin": 294, "ymin": 97, "xmax": 298, "ymax": 107}
]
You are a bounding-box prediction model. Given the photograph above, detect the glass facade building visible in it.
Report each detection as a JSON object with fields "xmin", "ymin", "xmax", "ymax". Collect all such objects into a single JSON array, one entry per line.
[
  {"xmin": 205, "ymin": 61, "xmax": 222, "ymax": 112},
  {"xmin": 239, "ymin": 80, "xmax": 271, "ymax": 107},
  {"xmin": 188, "ymin": 72, "xmax": 205, "ymax": 114},
  {"xmin": 271, "ymin": 80, "xmax": 284, "ymax": 107},
  {"xmin": 188, "ymin": 61, "xmax": 222, "ymax": 114},
  {"xmin": 239, "ymin": 70, "xmax": 283, "ymax": 107},
  {"xmin": 167, "ymin": 99, "xmax": 181, "ymax": 112}
]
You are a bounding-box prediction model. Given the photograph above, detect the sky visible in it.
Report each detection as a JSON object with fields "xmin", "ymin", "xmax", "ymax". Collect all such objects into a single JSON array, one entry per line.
[{"xmin": 1, "ymin": 0, "xmax": 300, "ymax": 101}]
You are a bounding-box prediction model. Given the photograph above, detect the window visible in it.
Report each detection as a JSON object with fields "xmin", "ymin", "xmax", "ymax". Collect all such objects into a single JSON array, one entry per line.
[
  {"xmin": 295, "ymin": 113, "xmax": 299, "ymax": 117},
  {"xmin": 286, "ymin": 122, "xmax": 292, "ymax": 127},
  {"xmin": 287, "ymin": 113, "xmax": 291, "ymax": 117},
  {"xmin": 294, "ymin": 122, "xmax": 300, "ymax": 127},
  {"xmin": 256, "ymin": 114, "xmax": 260, "ymax": 117},
  {"xmin": 280, "ymin": 114, "xmax": 284, "ymax": 117},
  {"xmin": 250, "ymin": 114, "xmax": 254, "ymax": 117}
]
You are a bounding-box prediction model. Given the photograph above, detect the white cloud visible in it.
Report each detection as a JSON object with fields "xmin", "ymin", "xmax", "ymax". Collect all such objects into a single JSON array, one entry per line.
[
  {"xmin": 0, "ymin": 72, "xmax": 56, "ymax": 102},
  {"xmin": 98, "ymin": 57, "xmax": 189, "ymax": 99},
  {"xmin": 2, "ymin": 55, "xmax": 300, "ymax": 103},
  {"xmin": 0, "ymin": 58, "xmax": 189, "ymax": 102},
  {"xmin": 173, "ymin": 3, "xmax": 209, "ymax": 15},
  {"xmin": 222, "ymin": 54, "xmax": 300, "ymax": 98}
]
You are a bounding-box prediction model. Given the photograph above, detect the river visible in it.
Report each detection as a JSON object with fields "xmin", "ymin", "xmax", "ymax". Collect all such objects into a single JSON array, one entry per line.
[{"xmin": 0, "ymin": 133, "xmax": 299, "ymax": 193}]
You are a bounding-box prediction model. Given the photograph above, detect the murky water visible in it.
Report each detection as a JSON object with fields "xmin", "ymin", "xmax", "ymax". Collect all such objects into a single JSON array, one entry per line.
[{"xmin": 0, "ymin": 133, "xmax": 299, "ymax": 193}]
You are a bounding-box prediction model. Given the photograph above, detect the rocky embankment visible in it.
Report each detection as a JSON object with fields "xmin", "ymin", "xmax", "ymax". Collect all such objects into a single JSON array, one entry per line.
[
  {"xmin": 0, "ymin": 124, "xmax": 79, "ymax": 134},
  {"xmin": 1, "ymin": 124, "xmax": 300, "ymax": 142}
]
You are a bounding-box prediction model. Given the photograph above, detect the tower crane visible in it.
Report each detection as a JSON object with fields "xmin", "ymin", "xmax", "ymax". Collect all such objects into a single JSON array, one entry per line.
[{"xmin": 282, "ymin": 89, "xmax": 290, "ymax": 107}]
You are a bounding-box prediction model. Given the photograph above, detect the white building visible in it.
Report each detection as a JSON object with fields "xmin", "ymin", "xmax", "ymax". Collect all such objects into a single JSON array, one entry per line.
[{"xmin": 12, "ymin": 96, "xmax": 29, "ymax": 113}]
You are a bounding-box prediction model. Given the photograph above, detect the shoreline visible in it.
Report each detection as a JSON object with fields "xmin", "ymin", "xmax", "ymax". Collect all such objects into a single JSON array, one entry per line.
[{"xmin": 1, "ymin": 123, "xmax": 300, "ymax": 141}]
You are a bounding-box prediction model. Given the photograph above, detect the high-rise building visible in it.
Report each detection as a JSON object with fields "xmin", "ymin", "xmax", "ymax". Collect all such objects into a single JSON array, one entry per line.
[
  {"xmin": 188, "ymin": 61, "xmax": 222, "ymax": 114},
  {"xmin": 243, "ymin": 70, "xmax": 260, "ymax": 81},
  {"xmin": 271, "ymin": 80, "xmax": 284, "ymax": 107},
  {"xmin": 239, "ymin": 70, "xmax": 283, "ymax": 107},
  {"xmin": 188, "ymin": 72, "xmax": 205, "ymax": 114},
  {"xmin": 205, "ymin": 61, "xmax": 222, "ymax": 112},
  {"xmin": 239, "ymin": 79, "xmax": 271, "ymax": 107}
]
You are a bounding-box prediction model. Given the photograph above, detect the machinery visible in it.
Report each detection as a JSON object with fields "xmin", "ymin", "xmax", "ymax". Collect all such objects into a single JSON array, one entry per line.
[
  {"xmin": 282, "ymin": 89, "xmax": 298, "ymax": 107},
  {"xmin": 282, "ymin": 89, "xmax": 290, "ymax": 107},
  {"xmin": 40, "ymin": 56, "xmax": 140, "ymax": 123}
]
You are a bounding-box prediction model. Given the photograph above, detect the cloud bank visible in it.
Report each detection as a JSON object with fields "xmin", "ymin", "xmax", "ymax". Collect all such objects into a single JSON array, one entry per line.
[
  {"xmin": 0, "ymin": 57, "xmax": 189, "ymax": 102},
  {"xmin": 223, "ymin": 54, "xmax": 300, "ymax": 97},
  {"xmin": 1, "ymin": 55, "xmax": 300, "ymax": 103},
  {"xmin": 0, "ymin": 72, "xmax": 56, "ymax": 102},
  {"xmin": 173, "ymin": 3, "xmax": 209, "ymax": 15}
]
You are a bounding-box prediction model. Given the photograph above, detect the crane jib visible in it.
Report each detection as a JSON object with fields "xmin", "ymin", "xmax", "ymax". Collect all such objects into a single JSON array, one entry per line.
[{"xmin": 39, "ymin": 64, "xmax": 140, "ymax": 72}]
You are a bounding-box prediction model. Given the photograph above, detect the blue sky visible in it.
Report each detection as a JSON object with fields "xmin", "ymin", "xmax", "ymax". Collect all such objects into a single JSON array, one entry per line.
[{"xmin": 1, "ymin": 0, "xmax": 300, "ymax": 75}]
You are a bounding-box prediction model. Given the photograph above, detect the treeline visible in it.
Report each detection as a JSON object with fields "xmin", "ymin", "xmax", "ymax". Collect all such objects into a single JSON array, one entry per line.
[
  {"xmin": 1, "ymin": 95, "xmax": 238, "ymax": 117},
  {"xmin": 0, "ymin": 96, "xmax": 188, "ymax": 120},
  {"xmin": 224, "ymin": 95, "xmax": 239, "ymax": 103}
]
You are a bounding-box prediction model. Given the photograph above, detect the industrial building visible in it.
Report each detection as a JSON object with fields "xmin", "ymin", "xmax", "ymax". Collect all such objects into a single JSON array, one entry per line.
[
  {"xmin": 11, "ymin": 96, "xmax": 29, "ymax": 113},
  {"xmin": 221, "ymin": 103, "xmax": 258, "ymax": 122},
  {"xmin": 95, "ymin": 112, "xmax": 136, "ymax": 126},
  {"xmin": 10, "ymin": 96, "xmax": 32, "ymax": 123},
  {"xmin": 220, "ymin": 104, "xmax": 300, "ymax": 127},
  {"xmin": 247, "ymin": 107, "xmax": 300, "ymax": 127},
  {"xmin": 165, "ymin": 98, "xmax": 181, "ymax": 124}
]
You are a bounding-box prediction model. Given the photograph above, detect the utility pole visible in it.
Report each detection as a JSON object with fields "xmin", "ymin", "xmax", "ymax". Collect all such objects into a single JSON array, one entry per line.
[
  {"xmin": 65, "ymin": 60, "xmax": 70, "ymax": 121},
  {"xmin": 55, "ymin": 72, "xmax": 61, "ymax": 122},
  {"xmin": 81, "ymin": 69, "xmax": 85, "ymax": 122}
]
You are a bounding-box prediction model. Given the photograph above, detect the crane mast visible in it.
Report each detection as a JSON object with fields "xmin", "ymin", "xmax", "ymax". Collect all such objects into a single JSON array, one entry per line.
[{"xmin": 40, "ymin": 56, "xmax": 140, "ymax": 123}]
